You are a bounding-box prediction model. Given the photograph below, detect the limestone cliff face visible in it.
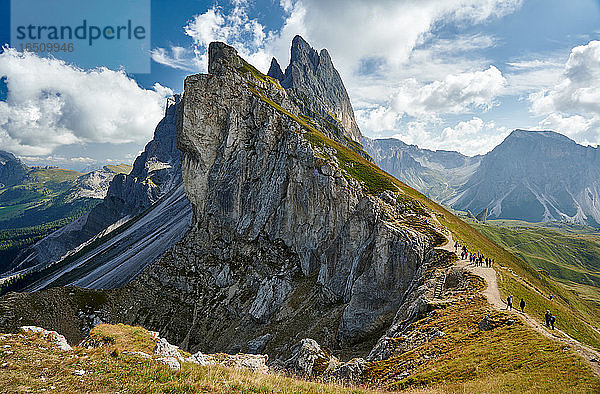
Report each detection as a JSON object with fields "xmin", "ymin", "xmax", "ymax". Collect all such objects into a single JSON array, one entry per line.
[{"xmin": 103, "ymin": 42, "xmax": 443, "ymax": 359}]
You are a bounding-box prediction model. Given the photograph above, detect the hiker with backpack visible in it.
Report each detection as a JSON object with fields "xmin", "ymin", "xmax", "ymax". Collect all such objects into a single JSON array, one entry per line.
[
  {"xmin": 545, "ymin": 310, "xmax": 551, "ymax": 327},
  {"xmin": 550, "ymin": 314, "xmax": 556, "ymax": 330},
  {"xmin": 506, "ymin": 295, "xmax": 513, "ymax": 310}
]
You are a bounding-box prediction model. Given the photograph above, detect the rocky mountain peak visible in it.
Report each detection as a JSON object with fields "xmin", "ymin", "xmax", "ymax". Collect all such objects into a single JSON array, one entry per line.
[
  {"xmin": 0, "ymin": 150, "xmax": 28, "ymax": 188},
  {"xmin": 267, "ymin": 57, "xmax": 284, "ymax": 81},
  {"xmin": 268, "ymin": 35, "xmax": 363, "ymax": 143},
  {"xmin": 208, "ymin": 41, "xmax": 244, "ymax": 76}
]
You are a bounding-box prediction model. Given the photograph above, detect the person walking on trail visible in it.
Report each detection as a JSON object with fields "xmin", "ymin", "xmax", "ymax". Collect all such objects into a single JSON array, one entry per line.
[
  {"xmin": 550, "ymin": 315, "xmax": 556, "ymax": 330},
  {"xmin": 545, "ymin": 310, "xmax": 551, "ymax": 327},
  {"xmin": 519, "ymin": 298, "xmax": 525, "ymax": 313},
  {"xmin": 454, "ymin": 241, "xmax": 459, "ymax": 253},
  {"xmin": 506, "ymin": 295, "xmax": 513, "ymax": 310}
]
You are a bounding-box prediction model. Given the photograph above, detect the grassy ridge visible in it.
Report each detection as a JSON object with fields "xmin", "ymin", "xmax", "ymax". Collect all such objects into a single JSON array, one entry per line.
[{"xmin": 365, "ymin": 292, "xmax": 599, "ymax": 392}]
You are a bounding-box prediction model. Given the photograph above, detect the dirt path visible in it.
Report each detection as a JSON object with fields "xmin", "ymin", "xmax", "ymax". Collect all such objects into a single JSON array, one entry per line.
[{"xmin": 445, "ymin": 234, "xmax": 600, "ymax": 377}]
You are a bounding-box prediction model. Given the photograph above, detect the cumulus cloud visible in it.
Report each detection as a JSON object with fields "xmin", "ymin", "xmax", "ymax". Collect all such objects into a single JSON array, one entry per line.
[
  {"xmin": 535, "ymin": 113, "xmax": 600, "ymax": 146},
  {"xmin": 0, "ymin": 47, "xmax": 172, "ymax": 156},
  {"xmin": 355, "ymin": 105, "xmax": 401, "ymax": 133},
  {"xmin": 390, "ymin": 117, "xmax": 508, "ymax": 155},
  {"xmin": 529, "ymin": 41, "xmax": 600, "ymax": 144},
  {"xmin": 530, "ymin": 41, "xmax": 600, "ymax": 115},
  {"xmin": 390, "ymin": 66, "xmax": 506, "ymax": 119}
]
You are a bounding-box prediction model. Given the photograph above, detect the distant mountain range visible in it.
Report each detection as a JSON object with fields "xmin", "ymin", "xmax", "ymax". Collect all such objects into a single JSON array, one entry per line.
[
  {"xmin": 364, "ymin": 129, "xmax": 600, "ymax": 226},
  {"xmin": 0, "ymin": 151, "xmax": 132, "ymax": 270},
  {"xmin": 1, "ymin": 95, "xmax": 192, "ymax": 290}
]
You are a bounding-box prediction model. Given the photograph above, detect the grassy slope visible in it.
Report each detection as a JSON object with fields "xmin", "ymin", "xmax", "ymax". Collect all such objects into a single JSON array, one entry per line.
[
  {"xmin": 0, "ymin": 168, "xmax": 88, "ymax": 226},
  {"xmin": 473, "ymin": 221, "xmax": 600, "ymax": 312},
  {"xmin": 364, "ymin": 288, "xmax": 599, "ymax": 392},
  {"xmin": 0, "ymin": 324, "xmax": 375, "ymax": 394}
]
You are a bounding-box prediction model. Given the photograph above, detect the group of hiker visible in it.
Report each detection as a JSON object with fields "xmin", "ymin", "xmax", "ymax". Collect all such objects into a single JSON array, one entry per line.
[
  {"xmin": 453, "ymin": 240, "xmax": 559, "ymax": 331},
  {"xmin": 505, "ymin": 295, "xmax": 525, "ymax": 312},
  {"xmin": 455, "ymin": 241, "xmax": 494, "ymax": 268},
  {"xmin": 505, "ymin": 295, "xmax": 558, "ymax": 329},
  {"xmin": 545, "ymin": 310, "xmax": 557, "ymax": 330}
]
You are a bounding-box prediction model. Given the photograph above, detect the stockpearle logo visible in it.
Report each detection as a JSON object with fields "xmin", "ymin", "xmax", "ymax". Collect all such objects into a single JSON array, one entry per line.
[{"xmin": 10, "ymin": 0, "xmax": 151, "ymax": 73}]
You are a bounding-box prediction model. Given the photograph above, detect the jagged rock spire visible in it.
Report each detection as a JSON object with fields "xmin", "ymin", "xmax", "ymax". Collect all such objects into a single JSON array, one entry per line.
[
  {"xmin": 268, "ymin": 35, "xmax": 363, "ymax": 142},
  {"xmin": 267, "ymin": 58, "xmax": 285, "ymax": 81}
]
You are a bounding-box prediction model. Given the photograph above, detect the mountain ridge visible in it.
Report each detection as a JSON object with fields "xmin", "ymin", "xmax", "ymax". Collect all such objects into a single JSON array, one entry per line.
[{"xmin": 365, "ymin": 129, "xmax": 600, "ymax": 226}]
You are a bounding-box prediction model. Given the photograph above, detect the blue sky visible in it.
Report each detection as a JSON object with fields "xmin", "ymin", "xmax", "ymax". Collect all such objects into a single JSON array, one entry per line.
[{"xmin": 1, "ymin": 0, "xmax": 600, "ymax": 170}]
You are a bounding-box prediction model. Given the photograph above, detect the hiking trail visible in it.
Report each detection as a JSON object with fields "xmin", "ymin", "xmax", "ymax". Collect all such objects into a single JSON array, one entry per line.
[{"xmin": 441, "ymin": 231, "xmax": 600, "ymax": 377}]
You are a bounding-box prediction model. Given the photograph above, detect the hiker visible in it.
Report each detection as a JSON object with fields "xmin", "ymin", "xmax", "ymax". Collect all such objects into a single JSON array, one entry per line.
[
  {"xmin": 519, "ymin": 298, "xmax": 525, "ymax": 312},
  {"xmin": 549, "ymin": 294, "xmax": 553, "ymax": 300},
  {"xmin": 545, "ymin": 310, "xmax": 551, "ymax": 327},
  {"xmin": 506, "ymin": 295, "xmax": 513, "ymax": 310},
  {"xmin": 550, "ymin": 315, "xmax": 556, "ymax": 330},
  {"xmin": 454, "ymin": 241, "xmax": 459, "ymax": 252}
]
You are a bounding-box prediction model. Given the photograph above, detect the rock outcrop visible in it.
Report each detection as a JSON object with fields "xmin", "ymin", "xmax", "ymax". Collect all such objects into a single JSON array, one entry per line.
[
  {"xmin": 68, "ymin": 166, "xmax": 129, "ymax": 200},
  {"xmin": 20, "ymin": 326, "xmax": 72, "ymax": 351},
  {"xmin": 0, "ymin": 150, "xmax": 28, "ymax": 188}
]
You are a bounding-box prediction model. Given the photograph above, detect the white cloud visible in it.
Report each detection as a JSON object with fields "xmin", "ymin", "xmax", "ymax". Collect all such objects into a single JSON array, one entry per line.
[
  {"xmin": 389, "ymin": 66, "xmax": 506, "ymax": 119},
  {"xmin": 528, "ymin": 41, "xmax": 600, "ymax": 145},
  {"xmin": 535, "ymin": 113, "xmax": 600, "ymax": 146},
  {"xmin": 151, "ymin": 46, "xmax": 199, "ymax": 71},
  {"xmin": 355, "ymin": 105, "xmax": 400, "ymax": 133},
  {"xmin": 151, "ymin": 0, "xmax": 285, "ymax": 73},
  {"xmin": 390, "ymin": 117, "xmax": 509, "ymax": 155},
  {"xmin": 530, "ymin": 40, "xmax": 600, "ymax": 116},
  {"xmin": 442, "ymin": 117, "xmax": 486, "ymax": 138},
  {"xmin": 293, "ymin": 0, "xmax": 520, "ymax": 75},
  {"xmin": 0, "ymin": 47, "xmax": 172, "ymax": 156}
]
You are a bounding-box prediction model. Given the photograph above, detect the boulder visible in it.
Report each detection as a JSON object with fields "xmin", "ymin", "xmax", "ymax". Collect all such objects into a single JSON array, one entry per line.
[
  {"xmin": 285, "ymin": 339, "xmax": 339, "ymax": 377},
  {"xmin": 153, "ymin": 337, "xmax": 184, "ymax": 361},
  {"xmin": 20, "ymin": 326, "xmax": 72, "ymax": 351},
  {"xmin": 332, "ymin": 358, "xmax": 366, "ymax": 381}
]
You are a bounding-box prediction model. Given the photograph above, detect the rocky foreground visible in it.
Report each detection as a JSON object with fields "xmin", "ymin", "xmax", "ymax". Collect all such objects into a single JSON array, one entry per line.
[{"xmin": 0, "ymin": 323, "xmax": 376, "ymax": 393}]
